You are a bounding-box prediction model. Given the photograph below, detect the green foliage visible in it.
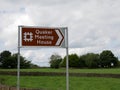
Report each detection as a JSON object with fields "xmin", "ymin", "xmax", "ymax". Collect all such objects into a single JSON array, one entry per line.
[
  {"xmin": 60, "ymin": 54, "xmax": 79, "ymax": 68},
  {"xmin": 0, "ymin": 50, "xmax": 11, "ymax": 67},
  {"xmin": 49, "ymin": 53, "xmax": 62, "ymax": 68},
  {"xmin": 50, "ymin": 59, "xmax": 62, "ymax": 68},
  {"xmin": 60, "ymin": 57, "xmax": 66, "ymax": 67},
  {"xmin": 69, "ymin": 54, "xmax": 79, "ymax": 67},
  {"xmin": 99, "ymin": 50, "xmax": 119, "ymax": 68},
  {"xmin": 1, "ymin": 55, "xmax": 17, "ymax": 68},
  {"xmin": 79, "ymin": 55, "xmax": 86, "ymax": 68},
  {"xmin": 0, "ymin": 50, "xmax": 11, "ymax": 59},
  {"xmin": 0, "ymin": 50, "xmax": 33, "ymax": 69},
  {"xmin": 60, "ymin": 50, "xmax": 119, "ymax": 68},
  {"xmin": 80, "ymin": 53, "xmax": 100, "ymax": 68}
]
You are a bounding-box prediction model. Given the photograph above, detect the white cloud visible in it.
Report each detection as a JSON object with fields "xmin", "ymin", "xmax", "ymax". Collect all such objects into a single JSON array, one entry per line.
[
  {"xmin": 0, "ymin": 0, "xmax": 120, "ymax": 66},
  {"xmin": 21, "ymin": 50, "xmax": 49, "ymax": 67},
  {"xmin": 0, "ymin": 13, "xmax": 34, "ymax": 50}
]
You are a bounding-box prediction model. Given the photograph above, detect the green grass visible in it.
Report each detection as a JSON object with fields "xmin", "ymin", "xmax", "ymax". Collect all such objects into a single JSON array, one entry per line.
[
  {"xmin": 0, "ymin": 75, "xmax": 120, "ymax": 90},
  {"xmin": 70, "ymin": 77, "xmax": 120, "ymax": 90},
  {"xmin": 69, "ymin": 68, "xmax": 120, "ymax": 74},
  {"xmin": 1, "ymin": 68, "xmax": 120, "ymax": 90},
  {"xmin": 0, "ymin": 68, "xmax": 120, "ymax": 74}
]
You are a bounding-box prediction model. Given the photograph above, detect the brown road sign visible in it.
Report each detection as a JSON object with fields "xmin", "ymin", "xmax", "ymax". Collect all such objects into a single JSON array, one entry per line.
[{"xmin": 20, "ymin": 27, "xmax": 65, "ymax": 47}]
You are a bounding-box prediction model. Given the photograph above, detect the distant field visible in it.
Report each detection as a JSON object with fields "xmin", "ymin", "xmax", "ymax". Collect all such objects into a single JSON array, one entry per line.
[
  {"xmin": 0, "ymin": 68, "xmax": 120, "ymax": 74},
  {"xmin": 0, "ymin": 75, "xmax": 120, "ymax": 90}
]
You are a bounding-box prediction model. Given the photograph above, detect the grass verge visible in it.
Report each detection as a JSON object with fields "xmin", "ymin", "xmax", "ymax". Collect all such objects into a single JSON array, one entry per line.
[{"xmin": 0, "ymin": 75, "xmax": 120, "ymax": 90}]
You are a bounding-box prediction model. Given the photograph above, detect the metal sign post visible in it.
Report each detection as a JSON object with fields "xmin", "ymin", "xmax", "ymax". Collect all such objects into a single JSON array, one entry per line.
[
  {"xmin": 17, "ymin": 26, "xmax": 21, "ymax": 90},
  {"xmin": 66, "ymin": 28, "xmax": 69, "ymax": 90},
  {"xmin": 17, "ymin": 26, "xmax": 69, "ymax": 90}
]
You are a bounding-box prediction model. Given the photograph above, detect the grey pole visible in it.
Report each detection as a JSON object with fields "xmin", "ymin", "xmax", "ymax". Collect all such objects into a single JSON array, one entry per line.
[
  {"xmin": 17, "ymin": 26, "xmax": 20, "ymax": 90},
  {"xmin": 66, "ymin": 28, "xmax": 69, "ymax": 90}
]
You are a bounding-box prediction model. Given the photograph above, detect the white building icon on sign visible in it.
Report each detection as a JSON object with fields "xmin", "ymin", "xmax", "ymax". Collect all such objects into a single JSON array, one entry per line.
[{"xmin": 23, "ymin": 32, "xmax": 33, "ymax": 42}]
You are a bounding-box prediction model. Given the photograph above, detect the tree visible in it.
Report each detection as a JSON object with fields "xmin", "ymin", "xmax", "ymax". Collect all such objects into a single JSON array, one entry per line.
[
  {"xmin": 13, "ymin": 54, "xmax": 32, "ymax": 69},
  {"xmin": 69, "ymin": 54, "xmax": 79, "ymax": 67},
  {"xmin": 84, "ymin": 53, "xmax": 100, "ymax": 68},
  {"xmin": 60, "ymin": 54, "xmax": 79, "ymax": 68},
  {"xmin": 78, "ymin": 56, "xmax": 86, "ymax": 68},
  {"xmin": 1, "ymin": 55, "xmax": 17, "ymax": 68},
  {"xmin": 99, "ymin": 50, "xmax": 119, "ymax": 68},
  {"xmin": 49, "ymin": 53, "xmax": 62, "ymax": 68},
  {"xmin": 60, "ymin": 56, "xmax": 66, "ymax": 67},
  {"xmin": 0, "ymin": 50, "xmax": 32, "ymax": 69},
  {"xmin": 0, "ymin": 50, "xmax": 11, "ymax": 67},
  {"xmin": 78, "ymin": 53, "xmax": 100, "ymax": 68}
]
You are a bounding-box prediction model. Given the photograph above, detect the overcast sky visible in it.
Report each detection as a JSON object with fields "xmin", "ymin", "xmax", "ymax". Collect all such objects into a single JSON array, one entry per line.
[{"xmin": 0, "ymin": 0, "xmax": 120, "ymax": 67}]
